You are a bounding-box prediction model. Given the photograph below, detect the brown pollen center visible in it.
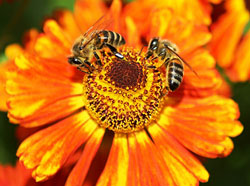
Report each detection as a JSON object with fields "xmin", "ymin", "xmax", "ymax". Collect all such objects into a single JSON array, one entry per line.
[{"xmin": 106, "ymin": 60, "xmax": 144, "ymax": 90}]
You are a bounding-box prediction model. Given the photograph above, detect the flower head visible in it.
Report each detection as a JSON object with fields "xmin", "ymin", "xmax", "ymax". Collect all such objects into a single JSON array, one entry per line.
[{"xmin": 3, "ymin": 0, "xmax": 243, "ymax": 185}]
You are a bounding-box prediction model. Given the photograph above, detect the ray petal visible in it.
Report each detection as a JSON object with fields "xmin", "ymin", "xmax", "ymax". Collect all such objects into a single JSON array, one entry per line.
[
  {"xmin": 97, "ymin": 133, "xmax": 129, "ymax": 186},
  {"xmin": 66, "ymin": 127, "xmax": 105, "ymax": 186},
  {"xmin": 148, "ymin": 124, "xmax": 209, "ymax": 182},
  {"xmin": 160, "ymin": 96, "xmax": 243, "ymax": 158},
  {"xmin": 17, "ymin": 110, "xmax": 98, "ymax": 181}
]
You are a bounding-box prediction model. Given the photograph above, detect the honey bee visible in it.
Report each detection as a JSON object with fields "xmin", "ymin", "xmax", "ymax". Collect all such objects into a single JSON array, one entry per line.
[
  {"xmin": 68, "ymin": 17, "xmax": 126, "ymax": 73},
  {"xmin": 145, "ymin": 37, "xmax": 197, "ymax": 93}
]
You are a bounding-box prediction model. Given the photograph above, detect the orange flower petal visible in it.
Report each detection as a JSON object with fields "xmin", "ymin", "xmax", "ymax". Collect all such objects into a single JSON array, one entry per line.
[
  {"xmin": 160, "ymin": 0, "xmax": 211, "ymax": 25},
  {"xmin": 132, "ymin": 131, "xmax": 175, "ymax": 186},
  {"xmin": 43, "ymin": 19, "xmax": 72, "ymax": 49},
  {"xmin": 66, "ymin": 127, "xmax": 105, "ymax": 186},
  {"xmin": 149, "ymin": 9, "xmax": 211, "ymax": 53},
  {"xmin": 135, "ymin": 129, "xmax": 199, "ymax": 185},
  {"xmin": 22, "ymin": 29, "xmax": 39, "ymax": 51},
  {"xmin": 74, "ymin": 0, "xmax": 107, "ymax": 32},
  {"xmin": 126, "ymin": 135, "xmax": 142, "ymax": 186},
  {"xmin": 53, "ymin": 10, "xmax": 81, "ymax": 42},
  {"xmin": 97, "ymin": 133, "xmax": 129, "ymax": 186},
  {"xmin": 210, "ymin": 7, "xmax": 249, "ymax": 67},
  {"xmin": 0, "ymin": 60, "xmax": 14, "ymax": 111},
  {"xmin": 9, "ymin": 95, "xmax": 84, "ymax": 127},
  {"xmin": 124, "ymin": 16, "xmax": 141, "ymax": 47},
  {"xmin": 6, "ymin": 54, "xmax": 83, "ymax": 121},
  {"xmin": 5, "ymin": 44, "xmax": 23, "ymax": 60},
  {"xmin": 108, "ymin": 0, "xmax": 122, "ymax": 32},
  {"xmin": 148, "ymin": 124, "xmax": 209, "ymax": 182},
  {"xmin": 0, "ymin": 162, "xmax": 31, "ymax": 186},
  {"xmin": 34, "ymin": 35, "xmax": 70, "ymax": 59},
  {"xmin": 17, "ymin": 110, "xmax": 98, "ymax": 181},
  {"xmin": 227, "ymin": 30, "xmax": 250, "ymax": 81},
  {"xmin": 184, "ymin": 48, "xmax": 215, "ymax": 70},
  {"xmin": 161, "ymin": 146, "xmax": 198, "ymax": 185},
  {"xmin": 123, "ymin": 0, "xmax": 212, "ymax": 39},
  {"xmin": 160, "ymin": 96, "xmax": 243, "ymax": 158}
]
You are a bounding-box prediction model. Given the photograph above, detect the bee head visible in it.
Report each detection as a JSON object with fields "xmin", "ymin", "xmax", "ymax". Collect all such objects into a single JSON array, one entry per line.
[{"xmin": 149, "ymin": 38, "xmax": 159, "ymax": 51}]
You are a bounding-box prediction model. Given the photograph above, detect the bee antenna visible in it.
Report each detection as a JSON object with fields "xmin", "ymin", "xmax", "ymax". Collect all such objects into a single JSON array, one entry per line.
[{"xmin": 139, "ymin": 46, "xmax": 146, "ymax": 55}]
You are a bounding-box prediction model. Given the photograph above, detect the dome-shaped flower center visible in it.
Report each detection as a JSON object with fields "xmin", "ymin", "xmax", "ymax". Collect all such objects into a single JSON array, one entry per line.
[
  {"xmin": 83, "ymin": 48, "xmax": 165, "ymax": 133},
  {"xmin": 107, "ymin": 60, "xmax": 144, "ymax": 90}
]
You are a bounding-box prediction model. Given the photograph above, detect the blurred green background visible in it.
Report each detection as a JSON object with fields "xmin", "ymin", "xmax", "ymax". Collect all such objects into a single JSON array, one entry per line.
[{"xmin": 0, "ymin": 0, "xmax": 249, "ymax": 185}]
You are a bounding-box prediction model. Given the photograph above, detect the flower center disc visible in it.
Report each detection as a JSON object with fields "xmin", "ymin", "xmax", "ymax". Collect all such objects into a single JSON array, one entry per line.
[{"xmin": 83, "ymin": 48, "xmax": 164, "ymax": 133}]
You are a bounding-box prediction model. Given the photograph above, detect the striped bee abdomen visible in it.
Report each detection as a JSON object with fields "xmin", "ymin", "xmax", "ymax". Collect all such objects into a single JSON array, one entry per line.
[
  {"xmin": 166, "ymin": 58, "xmax": 184, "ymax": 91},
  {"xmin": 98, "ymin": 30, "xmax": 126, "ymax": 48}
]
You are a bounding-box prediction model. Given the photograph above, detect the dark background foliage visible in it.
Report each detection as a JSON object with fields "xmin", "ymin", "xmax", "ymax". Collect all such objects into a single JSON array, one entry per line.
[{"xmin": 0, "ymin": 0, "xmax": 249, "ymax": 185}]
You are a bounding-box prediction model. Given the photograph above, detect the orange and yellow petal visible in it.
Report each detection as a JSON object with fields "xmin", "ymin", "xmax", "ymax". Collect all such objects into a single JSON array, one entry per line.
[
  {"xmin": 131, "ymin": 131, "xmax": 175, "ymax": 186},
  {"xmin": 0, "ymin": 44, "xmax": 22, "ymax": 111},
  {"xmin": 66, "ymin": 127, "xmax": 105, "ymax": 186},
  {"xmin": 147, "ymin": 8, "xmax": 211, "ymax": 53},
  {"xmin": 17, "ymin": 110, "xmax": 98, "ymax": 182},
  {"xmin": 0, "ymin": 160, "xmax": 73, "ymax": 186},
  {"xmin": 74, "ymin": 0, "xmax": 107, "ymax": 32},
  {"xmin": 123, "ymin": 1, "xmax": 212, "ymax": 48},
  {"xmin": 7, "ymin": 55, "xmax": 84, "ymax": 125},
  {"xmin": 210, "ymin": 0, "xmax": 250, "ymax": 67},
  {"xmin": 53, "ymin": 10, "xmax": 82, "ymax": 42},
  {"xmin": 0, "ymin": 29, "xmax": 39, "ymax": 111},
  {"xmin": 159, "ymin": 96, "xmax": 242, "ymax": 158},
  {"xmin": 226, "ymin": 30, "xmax": 250, "ymax": 81},
  {"xmin": 6, "ymin": 50, "xmax": 84, "ymax": 126},
  {"xmin": 127, "ymin": 130, "xmax": 201, "ymax": 185},
  {"xmin": 97, "ymin": 133, "xmax": 129, "ymax": 186},
  {"xmin": 0, "ymin": 61, "xmax": 13, "ymax": 111},
  {"xmin": 148, "ymin": 124, "xmax": 209, "ymax": 182}
]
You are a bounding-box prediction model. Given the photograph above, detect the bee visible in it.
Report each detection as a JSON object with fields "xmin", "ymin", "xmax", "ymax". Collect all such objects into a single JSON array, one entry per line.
[
  {"xmin": 145, "ymin": 37, "xmax": 197, "ymax": 93},
  {"xmin": 68, "ymin": 17, "xmax": 126, "ymax": 73}
]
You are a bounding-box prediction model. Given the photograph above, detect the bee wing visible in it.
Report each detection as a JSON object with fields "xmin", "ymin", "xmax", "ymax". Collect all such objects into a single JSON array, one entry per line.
[
  {"xmin": 81, "ymin": 15, "xmax": 113, "ymax": 47},
  {"xmin": 84, "ymin": 15, "xmax": 113, "ymax": 37},
  {"xmin": 165, "ymin": 45, "xmax": 199, "ymax": 77}
]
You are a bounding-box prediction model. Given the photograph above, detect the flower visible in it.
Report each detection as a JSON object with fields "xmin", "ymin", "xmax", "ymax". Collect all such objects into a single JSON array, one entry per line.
[
  {"xmin": 3, "ymin": 0, "xmax": 243, "ymax": 185},
  {"xmin": 210, "ymin": 0, "xmax": 250, "ymax": 81}
]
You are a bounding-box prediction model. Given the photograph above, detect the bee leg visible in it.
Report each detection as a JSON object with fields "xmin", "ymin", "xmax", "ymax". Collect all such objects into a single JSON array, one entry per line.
[
  {"xmin": 145, "ymin": 51, "xmax": 153, "ymax": 59},
  {"xmin": 93, "ymin": 51, "xmax": 102, "ymax": 66},
  {"xmin": 79, "ymin": 62, "xmax": 93, "ymax": 73},
  {"xmin": 160, "ymin": 87, "xmax": 169, "ymax": 98},
  {"xmin": 160, "ymin": 58, "xmax": 170, "ymax": 68},
  {"xmin": 147, "ymin": 65, "xmax": 157, "ymax": 69},
  {"xmin": 83, "ymin": 59, "xmax": 96, "ymax": 71},
  {"xmin": 105, "ymin": 44, "xmax": 124, "ymax": 59},
  {"xmin": 158, "ymin": 48, "xmax": 167, "ymax": 60},
  {"xmin": 77, "ymin": 67, "xmax": 91, "ymax": 74}
]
